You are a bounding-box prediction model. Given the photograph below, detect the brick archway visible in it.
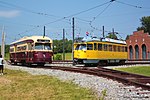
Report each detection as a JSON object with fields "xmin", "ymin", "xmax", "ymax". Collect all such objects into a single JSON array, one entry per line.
[
  {"xmin": 142, "ymin": 44, "xmax": 146, "ymax": 59},
  {"xmin": 135, "ymin": 45, "xmax": 139, "ymax": 59},
  {"xmin": 129, "ymin": 45, "xmax": 133, "ymax": 59}
]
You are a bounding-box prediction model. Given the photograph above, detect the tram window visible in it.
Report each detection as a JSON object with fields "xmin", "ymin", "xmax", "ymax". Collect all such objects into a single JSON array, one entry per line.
[
  {"xmin": 122, "ymin": 46, "xmax": 124, "ymax": 52},
  {"xmin": 87, "ymin": 44, "xmax": 93, "ymax": 50},
  {"xmin": 118, "ymin": 46, "xmax": 121, "ymax": 52},
  {"xmin": 75, "ymin": 45, "xmax": 79, "ymax": 50},
  {"xmin": 75, "ymin": 44, "xmax": 86, "ymax": 50},
  {"xmin": 125, "ymin": 47, "xmax": 127, "ymax": 52},
  {"xmin": 94, "ymin": 43, "xmax": 97, "ymax": 50},
  {"xmin": 17, "ymin": 47, "xmax": 21, "ymax": 51},
  {"xmin": 98, "ymin": 43, "xmax": 102, "ymax": 51},
  {"xmin": 35, "ymin": 43, "xmax": 51, "ymax": 50},
  {"xmin": 44, "ymin": 43, "xmax": 51, "ymax": 50},
  {"xmin": 109, "ymin": 45, "xmax": 112, "ymax": 51},
  {"xmin": 104, "ymin": 44, "xmax": 108, "ymax": 51},
  {"xmin": 10, "ymin": 48, "xmax": 14, "ymax": 52},
  {"xmin": 113, "ymin": 45, "xmax": 116, "ymax": 52},
  {"xmin": 22, "ymin": 46, "xmax": 26, "ymax": 50}
]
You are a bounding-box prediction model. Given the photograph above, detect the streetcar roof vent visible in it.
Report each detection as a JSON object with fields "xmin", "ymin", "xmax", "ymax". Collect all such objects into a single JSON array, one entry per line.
[
  {"xmin": 102, "ymin": 38, "xmax": 126, "ymax": 44},
  {"xmin": 82, "ymin": 36, "xmax": 101, "ymax": 42}
]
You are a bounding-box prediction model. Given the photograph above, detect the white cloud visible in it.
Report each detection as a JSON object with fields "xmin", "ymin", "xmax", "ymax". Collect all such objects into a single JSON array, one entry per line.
[{"xmin": 0, "ymin": 10, "xmax": 20, "ymax": 18}]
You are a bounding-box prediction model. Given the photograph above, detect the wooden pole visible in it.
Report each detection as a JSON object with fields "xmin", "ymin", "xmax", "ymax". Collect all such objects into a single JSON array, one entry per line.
[{"xmin": 1, "ymin": 26, "xmax": 5, "ymax": 58}]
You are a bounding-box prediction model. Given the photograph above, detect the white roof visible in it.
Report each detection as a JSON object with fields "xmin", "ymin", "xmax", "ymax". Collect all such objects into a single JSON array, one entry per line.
[
  {"xmin": 10, "ymin": 36, "xmax": 52, "ymax": 45},
  {"xmin": 102, "ymin": 38, "xmax": 126, "ymax": 44},
  {"xmin": 81, "ymin": 36, "xmax": 126, "ymax": 44}
]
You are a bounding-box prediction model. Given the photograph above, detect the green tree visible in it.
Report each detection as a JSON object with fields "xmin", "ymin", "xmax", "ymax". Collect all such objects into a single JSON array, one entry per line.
[
  {"xmin": 0, "ymin": 45, "xmax": 10, "ymax": 53},
  {"xmin": 106, "ymin": 33, "xmax": 118, "ymax": 39},
  {"xmin": 125, "ymin": 35, "xmax": 130, "ymax": 40},
  {"xmin": 137, "ymin": 16, "xmax": 150, "ymax": 34},
  {"xmin": 53, "ymin": 39, "xmax": 72, "ymax": 53}
]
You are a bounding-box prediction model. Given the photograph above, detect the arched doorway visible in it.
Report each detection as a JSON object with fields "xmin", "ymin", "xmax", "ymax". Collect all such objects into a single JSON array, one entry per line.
[
  {"xmin": 129, "ymin": 45, "xmax": 133, "ymax": 59},
  {"xmin": 142, "ymin": 44, "xmax": 147, "ymax": 59},
  {"xmin": 135, "ymin": 45, "xmax": 139, "ymax": 59}
]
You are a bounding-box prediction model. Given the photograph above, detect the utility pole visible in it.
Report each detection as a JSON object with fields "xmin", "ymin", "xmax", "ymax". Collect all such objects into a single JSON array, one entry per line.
[
  {"xmin": 63, "ymin": 29, "xmax": 65, "ymax": 61},
  {"xmin": 43, "ymin": 26, "xmax": 45, "ymax": 38},
  {"xmin": 72, "ymin": 17, "xmax": 75, "ymax": 65},
  {"xmin": 1, "ymin": 26, "xmax": 5, "ymax": 58}
]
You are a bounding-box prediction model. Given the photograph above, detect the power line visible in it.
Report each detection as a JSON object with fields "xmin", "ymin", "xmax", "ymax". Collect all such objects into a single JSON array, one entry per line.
[
  {"xmin": 66, "ymin": 1, "xmax": 111, "ymax": 18},
  {"xmin": 16, "ymin": 1, "xmax": 113, "ymax": 36},
  {"xmin": 115, "ymin": 0, "xmax": 150, "ymax": 9},
  {"xmin": 0, "ymin": 0, "xmax": 59, "ymax": 18},
  {"xmin": 75, "ymin": 17, "xmax": 91, "ymax": 23},
  {"xmin": 91, "ymin": 2, "xmax": 113, "ymax": 23},
  {"xmin": 89, "ymin": 1, "xmax": 113, "ymax": 32}
]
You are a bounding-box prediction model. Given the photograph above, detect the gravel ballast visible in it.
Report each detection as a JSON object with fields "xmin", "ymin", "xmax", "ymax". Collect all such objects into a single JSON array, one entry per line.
[{"xmin": 5, "ymin": 64, "xmax": 150, "ymax": 100}]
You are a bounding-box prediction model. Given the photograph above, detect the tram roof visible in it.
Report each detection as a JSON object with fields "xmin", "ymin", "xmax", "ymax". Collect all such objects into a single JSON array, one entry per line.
[
  {"xmin": 10, "ymin": 36, "xmax": 52, "ymax": 45},
  {"xmin": 75, "ymin": 36, "xmax": 126, "ymax": 44}
]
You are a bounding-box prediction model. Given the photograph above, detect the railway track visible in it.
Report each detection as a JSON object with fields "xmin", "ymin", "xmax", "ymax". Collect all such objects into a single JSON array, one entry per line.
[
  {"xmin": 47, "ymin": 66, "xmax": 150, "ymax": 91},
  {"xmin": 6, "ymin": 60, "xmax": 150, "ymax": 91},
  {"xmin": 52, "ymin": 60, "xmax": 150, "ymax": 65},
  {"xmin": 52, "ymin": 60, "xmax": 73, "ymax": 64}
]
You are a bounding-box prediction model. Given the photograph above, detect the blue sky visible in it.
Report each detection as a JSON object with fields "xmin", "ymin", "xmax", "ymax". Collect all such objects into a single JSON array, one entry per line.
[{"xmin": 0, "ymin": 0, "xmax": 150, "ymax": 44}]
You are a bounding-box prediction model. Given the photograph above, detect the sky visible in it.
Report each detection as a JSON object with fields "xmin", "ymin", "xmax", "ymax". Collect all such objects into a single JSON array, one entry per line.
[{"xmin": 0, "ymin": 0, "xmax": 150, "ymax": 44}]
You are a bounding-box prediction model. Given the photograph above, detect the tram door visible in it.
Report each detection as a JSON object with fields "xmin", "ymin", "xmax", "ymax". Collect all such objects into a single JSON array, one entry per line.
[{"xmin": 27, "ymin": 43, "xmax": 33, "ymax": 61}]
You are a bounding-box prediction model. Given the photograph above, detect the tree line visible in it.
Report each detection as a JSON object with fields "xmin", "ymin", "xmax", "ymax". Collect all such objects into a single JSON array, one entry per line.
[
  {"xmin": 0, "ymin": 45, "xmax": 10, "ymax": 54},
  {"xmin": 53, "ymin": 39, "xmax": 72, "ymax": 54}
]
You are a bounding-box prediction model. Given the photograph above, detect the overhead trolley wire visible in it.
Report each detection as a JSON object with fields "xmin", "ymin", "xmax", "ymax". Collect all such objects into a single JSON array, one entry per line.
[
  {"xmin": 66, "ymin": 1, "xmax": 112, "ymax": 18},
  {"xmin": 0, "ymin": 0, "xmax": 58, "ymax": 18},
  {"xmin": 15, "ymin": 0, "xmax": 113, "ymax": 35},
  {"xmin": 45, "ymin": 0, "xmax": 113, "ymax": 25},
  {"xmin": 89, "ymin": 1, "xmax": 114, "ymax": 32},
  {"xmin": 115, "ymin": 0, "xmax": 150, "ymax": 10},
  {"xmin": 1, "ymin": 0, "xmax": 118, "ymax": 38}
]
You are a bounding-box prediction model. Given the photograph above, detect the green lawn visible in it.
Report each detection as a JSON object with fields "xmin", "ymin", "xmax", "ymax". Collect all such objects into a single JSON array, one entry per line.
[
  {"xmin": 114, "ymin": 66, "xmax": 150, "ymax": 76},
  {"xmin": 54, "ymin": 53, "xmax": 72, "ymax": 60},
  {"xmin": 0, "ymin": 69, "xmax": 97, "ymax": 100}
]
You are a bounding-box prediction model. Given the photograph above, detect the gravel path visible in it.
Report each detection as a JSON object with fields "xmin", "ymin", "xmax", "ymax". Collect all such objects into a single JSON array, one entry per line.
[{"xmin": 5, "ymin": 63, "xmax": 150, "ymax": 100}]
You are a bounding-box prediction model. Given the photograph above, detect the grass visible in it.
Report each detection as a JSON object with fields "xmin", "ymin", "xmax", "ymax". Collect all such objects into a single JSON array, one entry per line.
[
  {"xmin": 54, "ymin": 53, "xmax": 72, "ymax": 60},
  {"xmin": 0, "ymin": 69, "xmax": 97, "ymax": 100},
  {"xmin": 65, "ymin": 53, "xmax": 72, "ymax": 60},
  {"xmin": 114, "ymin": 66, "xmax": 150, "ymax": 76}
]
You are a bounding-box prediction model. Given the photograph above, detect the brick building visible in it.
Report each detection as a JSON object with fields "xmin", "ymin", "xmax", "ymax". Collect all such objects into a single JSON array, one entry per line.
[{"xmin": 126, "ymin": 30, "xmax": 150, "ymax": 60}]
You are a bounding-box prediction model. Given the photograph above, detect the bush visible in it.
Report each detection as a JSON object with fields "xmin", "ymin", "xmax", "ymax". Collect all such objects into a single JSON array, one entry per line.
[{"xmin": 55, "ymin": 54, "xmax": 62, "ymax": 60}]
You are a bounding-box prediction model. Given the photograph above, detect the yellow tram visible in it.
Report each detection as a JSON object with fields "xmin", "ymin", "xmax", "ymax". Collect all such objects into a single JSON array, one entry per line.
[{"xmin": 73, "ymin": 37, "xmax": 127, "ymax": 66}]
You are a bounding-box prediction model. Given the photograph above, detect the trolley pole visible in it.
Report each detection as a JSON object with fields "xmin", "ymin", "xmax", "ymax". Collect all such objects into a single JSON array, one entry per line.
[
  {"xmin": 63, "ymin": 28, "xmax": 65, "ymax": 61},
  {"xmin": 72, "ymin": 17, "xmax": 75, "ymax": 65},
  {"xmin": 112, "ymin": 28, "xmax": 114, "ymax": 34},
  {"xmin": 102, "ymin": 26, "xmax": 105, "ymax": 38},
  {"xmin": 1, "ymin": 26, "xmax": 5, "ymax": 58}
]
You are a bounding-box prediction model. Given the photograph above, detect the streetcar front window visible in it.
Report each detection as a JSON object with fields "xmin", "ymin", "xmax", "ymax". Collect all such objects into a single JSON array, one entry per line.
[
  {"xmin": 75, "ymin": 44, "xmax": 86, "ymax": 50},
  {"xmin": 35, "ymin": 43, "xmax": 51, "ymax": 50}
]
